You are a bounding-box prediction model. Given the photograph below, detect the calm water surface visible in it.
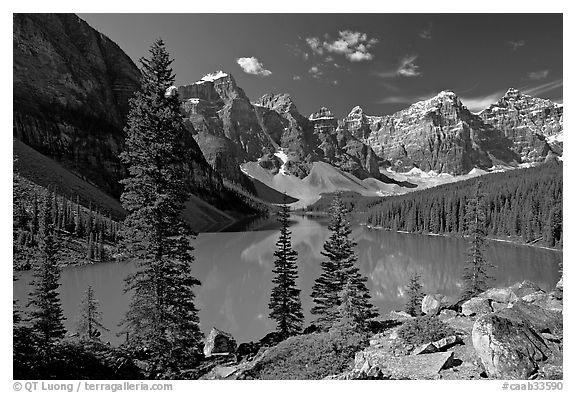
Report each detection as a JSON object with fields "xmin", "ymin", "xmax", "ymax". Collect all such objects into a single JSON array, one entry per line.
[{"xmin": 13, "ymin": 215, "xmax": 562, "ymax": 345}]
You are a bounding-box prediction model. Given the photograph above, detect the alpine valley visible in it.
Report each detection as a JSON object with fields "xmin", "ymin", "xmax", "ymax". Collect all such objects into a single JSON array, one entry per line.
[
  {"xmin": 12, "ymin": 13, "xmax": 564, "ymax": 382},
  {"xmin": 13, "ymin": 14, "xmax": 563, "ymax": 226}
]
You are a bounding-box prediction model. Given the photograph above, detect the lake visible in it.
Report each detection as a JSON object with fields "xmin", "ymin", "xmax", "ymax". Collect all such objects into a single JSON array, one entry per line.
[{"xmin": 13, "ymin": 215, "xmax": 562, "ymax": 345}]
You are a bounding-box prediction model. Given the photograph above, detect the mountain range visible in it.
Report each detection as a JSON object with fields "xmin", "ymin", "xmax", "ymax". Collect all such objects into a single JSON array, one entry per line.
[{"xmin": 13, "ymin": 14, "xmax": 564, "ymax": 227}]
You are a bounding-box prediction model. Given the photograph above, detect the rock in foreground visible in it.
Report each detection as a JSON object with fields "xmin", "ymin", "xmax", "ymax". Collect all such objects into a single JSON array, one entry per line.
[{"xmin": 203, "ymin": 327, "xmax": 237, "ymax": 357}]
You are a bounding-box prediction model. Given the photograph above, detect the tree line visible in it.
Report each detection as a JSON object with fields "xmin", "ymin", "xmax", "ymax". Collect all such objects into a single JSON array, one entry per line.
[
  {"xmin": 364, "ymin": 162, "xmax": 563, "ymax": 248},
  {"xmin": 13, "ymin": 174, "xmax": 122, "ymax": 269}
]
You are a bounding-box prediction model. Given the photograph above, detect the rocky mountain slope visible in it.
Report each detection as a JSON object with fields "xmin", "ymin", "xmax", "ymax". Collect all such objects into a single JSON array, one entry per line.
[
  {"xmin": 13, "ymin": 13, "xmax": 141, "ymax": 197},
  {"xmin": 340, "ymin": 90, "xmax": 562, "ymax": 174},
  {"xmin": 177, "ymin": 73, "xmax": 381, "ymax": 183},
  {"xmin": 478, "ymin": 88, "xmax": 563, "ymax": 162},
  {"xmin": 13, "ymin": 14, "xmax": 269, "ymax": 230}
]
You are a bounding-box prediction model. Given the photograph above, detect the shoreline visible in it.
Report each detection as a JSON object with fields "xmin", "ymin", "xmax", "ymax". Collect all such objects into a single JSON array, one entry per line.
[{"xmin": 363, "ymin": 224, "xmax": 562, "ymax": 252}]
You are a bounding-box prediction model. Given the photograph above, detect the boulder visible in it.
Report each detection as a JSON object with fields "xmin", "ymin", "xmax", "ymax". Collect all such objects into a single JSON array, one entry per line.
[
  {"xmin": 258, "ymin": 331, "xmax": 283, "ymax": 348},
  {"xmin": 412, "ymin": 335, "xmax": 463, "ymax": 355},
  {"xmin": 509, "ymin": 301, "xmax": 562, "ymax": 334},
  {"xmin": 556, "ymin": 276, "xmax": 563, "ymax": 291},
  {"xmin": 421, "ymin": 294, "xmax": 444, "ymax": 316},
  {"xmin": 461, "ymin": 297, "xmax": 492, "ymax": 317},
  {"xmin": 528, "ymin": 293, "xmax": 563, "ymax": 313},
  {"xmin": 354, "ymin": 349, "xmax": 456, "ymax": 379},
  {"xmin": 491, "ymin": 301, "xmax": 509, "ymax": 312},
  {"xmin": 388, "ymin": 310, "xmax": 414, "ymax": 320},
  {"xmin": 433, "ymin": 335, "xmax": 464, "ymax": 351},
  {"xmin": 203, "ymin": 327, "xmax": 237, "ymax": 357},
  {"xmin": 439, "ymin": 309, "xmax": 458, "ymax": 319},
  {"xmin": 478, "ymin": 287, "xmax": 518, "ymax": 304},
  {"xmin": 472, "ymin": 302, "xmax": 562, "ymax": 379},
  {"xmin": 522, "ymin": 292, "xmax": 548, "ymax": 303},
  {"xmin": 413, "ymin": 342, "xmax": 438, "ymax": 355},
  {"xmin": 510, "ymin": 280, "xmax": 544, "ymax": 298}
]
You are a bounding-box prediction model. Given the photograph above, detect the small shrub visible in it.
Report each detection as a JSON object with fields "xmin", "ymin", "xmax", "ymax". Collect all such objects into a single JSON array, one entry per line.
[
  {"xmin": 397, "ymin": 315, "xmax": 456, "ymax": 347},
  {"xmin": 248, "ymin": 328, "xmax": 369, "ymax": 379}
]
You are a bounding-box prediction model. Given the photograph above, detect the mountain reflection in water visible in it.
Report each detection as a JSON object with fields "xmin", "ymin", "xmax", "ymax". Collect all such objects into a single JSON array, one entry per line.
[{"xmin": 13, "ymin": 215, "xmax": 561, "ymax": 344}]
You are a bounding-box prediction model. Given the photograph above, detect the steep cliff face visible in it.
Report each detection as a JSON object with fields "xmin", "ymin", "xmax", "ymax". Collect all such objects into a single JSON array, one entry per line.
[
  {"xmin": 179, "ymin": 76, "xmax": 381, "ymax": 182},
  {"xmin": 13, "ymin": 13, "xmax": 141, "ymax": 196},
  {"xmin": 178, "ymin": 72, "xmax": 275, "ymax": 184},
  {"xmin": 341, "ymin": 91, "xmax": 521, "ymax": 174},
  {"xmin": 305, "ymin": 107, "xmax": 383, "ymax": 179},
  {"xmin": 254, "ymin": 93, "xmax": 315, "ymax": 178},
  {"xmin": 479, "ymin": 88, "xmax": 563, "ymax": 162},
  {"xmin": 342, "ymin": 89, "xmax": 562, "ymax": 175},
  {"xmin": 13, "ymin": 14, "xmax": 262, "ymax": 228}
]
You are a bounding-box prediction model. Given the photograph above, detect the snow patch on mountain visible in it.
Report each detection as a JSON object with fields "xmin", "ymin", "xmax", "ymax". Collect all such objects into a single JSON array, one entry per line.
[
  {"xmin": 201, "ymin": 70, "xmax": 228, "ymax": 82},
  {"xmin": 273, "ymin": 150, "xmax": 289, "ymax": 175}
]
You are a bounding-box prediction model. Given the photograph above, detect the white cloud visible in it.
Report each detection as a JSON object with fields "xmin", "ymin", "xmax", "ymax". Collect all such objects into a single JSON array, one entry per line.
[
  {"xmin": 527, "ymin": 70, "xmax": 549, "ymax": 80},
  {"xmin": 306, "ymin": 37, "xmax": 324, "ymax": 55},
  {"xmin": 292, "ymin": 75, "xmax": 302, "ymax": 81},
  {"xmin": 305, "ymin": 30, "xmax": 378, "ymax": 63},
  {"xmin": 397, "ymin": 55, "xmax": 422, "ymax": 77},
  {"xmin": 236, "ymin": 56, "xmax": 272, "ymax": 76},
  {"xmin": 347, "ymin": 51, "xmax": 374, "ymax": 62},
  {"xmin": 521, "ymin": 79, "xmax": 563, "ymax": 96},
  {"xmin": 419, "ymin": 24, "xmax": 432, "ymax": 40},
  {"xmin": 378, "ymin": 93, "xmax": 434, "ymax": 104},
  {"xmin": 507, "ymin": 40, "xmax": 525, "ymax": 51},
  {"xmin": 376, "ymin": 54, "xmax": 423, "ymax": 79},
  {"xmin": 308, "ymin": 66, "xmax": 323, "ymax": 78},
  {"xmin": 378, "ymin": 90, "xmax": 504, "ymax": 113}
]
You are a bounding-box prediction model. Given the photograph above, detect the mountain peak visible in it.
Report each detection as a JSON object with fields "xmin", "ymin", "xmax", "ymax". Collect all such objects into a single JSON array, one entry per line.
[
  {"xmin": 200, "ymin": 70, "xmax": 229, "ymax": 82},
  {"xmin": 309, "ymin": 107, "xmax": 336, "ymax": 121},
  {"xmin": 435, "ymin": 90, "xmax": 457, "ymax": 98},
  {"xmin": 504, "ymin": 87, "xmax": 521, "ymax": 98},
  {"xmin": 348, "ymin": 105, "xmax": 364, "ymax": 116}
]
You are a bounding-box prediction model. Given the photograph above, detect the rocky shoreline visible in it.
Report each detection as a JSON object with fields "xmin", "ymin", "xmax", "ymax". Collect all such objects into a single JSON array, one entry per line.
[{"xmin": 194, "ymin": 276, "xmax": 563, "ymax": 380}]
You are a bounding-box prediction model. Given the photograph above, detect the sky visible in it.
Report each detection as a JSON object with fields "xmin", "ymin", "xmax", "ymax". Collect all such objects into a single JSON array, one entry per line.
[{"xmin": 79, "ymin": 13, "xmax": 563, "ymax": 118}]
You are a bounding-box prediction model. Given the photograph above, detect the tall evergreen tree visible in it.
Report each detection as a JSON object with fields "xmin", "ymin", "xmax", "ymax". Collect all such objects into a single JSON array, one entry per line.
[
  {"xmin": 27, "ymin": 191, "xmax": 66, "ymax": 348},
  {"xmin": 119, "ymin": 38, "xmax": 203, "ymax": 375},
  {"xmin": 74, "ymin": 196, "xmax": 82, "ymax": 237},
  {"xmin": 76, "ymin": 285, "xmax": 108, "ymax": 340},
  {"xmin": 268, "ymin": 198, "xmax": 304, "ymax": 339},
  {"xmin": 461, "ymin": 181, "xmax": 494, "ymax": 299},
  {"xmin": 404, "ymin": 273, "xmax": 424, "ymax": 317},
  {"xmin": 311, "ymin": 193, "xmax": 377, "ymax": 329},
  {"xmin": 331, "ymin": 278, "xmax": 366, "ymax": 332}
]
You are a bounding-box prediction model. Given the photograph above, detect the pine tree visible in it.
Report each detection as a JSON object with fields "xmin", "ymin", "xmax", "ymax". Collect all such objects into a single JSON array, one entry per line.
[
  {"xmin": 268, "ymin": 198, "xmax": 304, "ymax": 339},
  {"xmin": 87, "ymin": 232, "xmax": 95, "ymax": 260},
  {"xmin": 404, "ymin": 273, "xmax": 424, "ymax": 317},
  {"xmin": 311, "ymin": 193, "xmax": 377, "ymax": 329},
  {"xmin": 27, "ymin": 191, "xmax": 66, "ymax": 348},
  {"xmin": 119, "ymin": 38, "xmax": 203, "ymax": 375},
  {"xmin": 461, "ymin": 181, "xmax": 494, "ymax": 300},
  {"xmin": 331, "ymin": 278, "xmax": 365, "ymax": 332},
  {"xmin": 74, "ymin": 196, "xmax": 82, "ymax": 237},
  {"xmin": 31, "ymin": 192, "xmax": 39, "ymax": 235},
  {"xmin": 76, "ymin": 285, "xmax": 108, "ymax": 340}
]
